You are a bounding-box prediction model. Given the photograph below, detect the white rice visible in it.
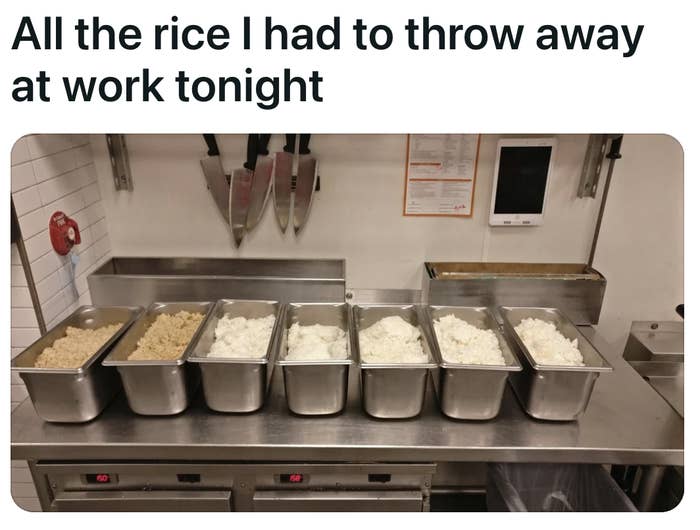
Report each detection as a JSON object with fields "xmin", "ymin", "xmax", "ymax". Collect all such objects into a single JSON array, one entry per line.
[
  {"xmin": 207, "ymin": 314, "xmax": 276, "ymax": 358},
  {"xmin": 286, "ymin": 323, "xmax": 347, "ymax": 360},
  {"xmin": 433, "ymin": 314, "xmax": 505, "ymax": 365},
  {"xmin": 359, "ymin": 315, "xmax": 428, "ymax": 363},
  {"xmin": 514, "ymin": 317, "xmax": 585, "ymax": 366}
]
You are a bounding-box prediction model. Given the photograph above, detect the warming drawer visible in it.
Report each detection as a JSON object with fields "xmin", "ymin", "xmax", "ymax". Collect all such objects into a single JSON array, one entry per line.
[
  {"xmin": 34, "ymin": 461, "xmax": 435, "ymax": 512},
  {"xmin": 52, "ymin": 490, "xmax": 232, "ymax": 511},
  {"xmin": 253, "ymin": 490, "xmax": 424, "ymax": 511}
]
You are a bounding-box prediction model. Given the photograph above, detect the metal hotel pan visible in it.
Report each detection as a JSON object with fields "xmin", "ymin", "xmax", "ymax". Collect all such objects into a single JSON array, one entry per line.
[
  {"xmin": 103, "ymin": 301, "xmax": 213, "ymax": 416},
  {"xmin": 499, "ymin": 306, "xmax": 613, "ymax": 421},
  {"xmin": 188, "ymin": 300, "xmax": 283, "ymax": 413},
  {"xmin": 424, "ymin": 306, "xmax": 522, "ymax": 420},
  {"xmin": 11, "ymin": 305, "xmax": 142, "ymax": 423},
  {"xmin": 352, "ymin": 304, "xmax": 437, "ymax": 419},
  {"xmin": 277, "ymin": 303, "xmax": 353, "ymax": 416}
]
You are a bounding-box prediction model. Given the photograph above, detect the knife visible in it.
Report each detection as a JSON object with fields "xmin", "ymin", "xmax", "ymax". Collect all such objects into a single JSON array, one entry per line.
[
  {"xmin": 199, "ymin": 134, "xmax": 230, "ymax": 223},
  {"xmin": 228, "ymin": 134, "xmax": 257, "ymax": 247},
  {"xmin": 293, "ymin": 134, "xmax": 318, "ymax": 235},
  {"xmin": 246, "ymin": 134, "xmax": 274, "ymax": 231},
  {"xmin": 273, "ymin": 134, "xmax": 296, "ymax": 233}
]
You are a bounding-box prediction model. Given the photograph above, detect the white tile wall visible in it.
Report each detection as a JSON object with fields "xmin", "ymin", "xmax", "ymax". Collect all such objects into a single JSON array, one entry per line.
[
  {"xmin": 10, "ymin": 265, "xmax": 27, "ymax": 286},
  {"xmin": 8, "ymin": 253, "xmax": 39, "ymax": 512},
  {"xmin": 11, "ymin": 460, "xmax": 42, "ymax": 512},
  {"xmin": 11, "ymin": 308, "xmax": 39, "ymax": 328},
  {"xmin": 10, "ymin": 163, "xmax": 35, "ymax": 193},
  {"xmin": 11, "ymin": 286, "xmax": 34, "ymax": 308},
  {"xmin": 11, "ymin": 137, "xmax": 31, "ymax": 165},
  {"xmin": 10, "ymin": 134, "xmax": 113, "ymax": 512},
  {"xmin": 12, "ymin": 187, "xmax": 42, "ymax": 216}
]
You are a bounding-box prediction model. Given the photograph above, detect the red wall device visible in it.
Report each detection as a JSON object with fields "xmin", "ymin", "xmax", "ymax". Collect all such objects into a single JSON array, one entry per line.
[{"xmin": 49, "ymin": 211, "xmax": 81, "ymax": 255}]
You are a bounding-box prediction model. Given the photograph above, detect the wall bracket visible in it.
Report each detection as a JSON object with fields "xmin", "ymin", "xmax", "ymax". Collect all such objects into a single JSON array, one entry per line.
[
  {"xmin": 577, "ymin": 134, "xmax": 609, "ymax": 198},
  {"xmin": 106, "ymin": 134, "xmax": 133, "ymax": 191}
]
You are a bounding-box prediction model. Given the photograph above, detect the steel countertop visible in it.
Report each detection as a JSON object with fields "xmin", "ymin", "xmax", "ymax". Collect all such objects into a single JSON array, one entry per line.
[{"xmin": 11, "ymin": 327, "xmax": 684, "ymax": 466}]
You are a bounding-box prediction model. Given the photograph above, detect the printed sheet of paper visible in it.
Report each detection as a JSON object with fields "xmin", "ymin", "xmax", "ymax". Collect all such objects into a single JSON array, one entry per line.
[{"xmin": 403, "ymin": 134, "xmax": 480, "ymax": 217}]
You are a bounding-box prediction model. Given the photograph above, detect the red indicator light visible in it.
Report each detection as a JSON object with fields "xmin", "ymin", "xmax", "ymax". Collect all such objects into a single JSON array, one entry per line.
[
  {"xmin": 85, "ymin": 473, "xmax": 115, "ymax": 484},
  {"xmin": 280, "ymin": 473, "xmax": 304, "ymax": 484}
]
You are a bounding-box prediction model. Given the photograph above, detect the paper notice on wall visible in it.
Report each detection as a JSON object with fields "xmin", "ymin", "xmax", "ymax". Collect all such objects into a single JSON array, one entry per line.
[{"xmin": 403, "ymin": 134, "xmax": 480, "ymax": 217}]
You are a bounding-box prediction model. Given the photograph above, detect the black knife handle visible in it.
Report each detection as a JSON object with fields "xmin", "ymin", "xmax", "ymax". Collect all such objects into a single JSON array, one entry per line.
[
  {"xmin": 258, "ymin": 134, "xmax": 272, "ymax": 156},
  {"xmin": 203, "ymin": 134, "xmax": 219, "ymax": 157},
  {"xmin": 283, "ymin": 134, "xmax": 296, "ymax": 154},
  {"xmin": 244, "ymin": 134, "xmax": 258, "ymax": 171},
  {"xmin": 607, "ymin": 135, "xmax": 623, "ymax": 160},
  {"xmin": 299, "ymin": 134, "xmax": 311, "ymax": 155}
]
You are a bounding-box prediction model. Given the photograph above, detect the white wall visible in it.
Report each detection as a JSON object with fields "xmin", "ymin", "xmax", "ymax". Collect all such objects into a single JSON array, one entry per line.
[
  {"xmin": 11, "ymin": 135, "xmax": 113, "ymax": 332},
  {"xmin": 593, "ymin": 134, "xmax": 684, "ymax": 352},
  {"xmin": 92, "ymin": 134, "xmax": 604, "ymax": 289},
  {"xmin": 10, "ymin": 134, "xmax": 113, "ymax": 511},
  {"xmin": 90, "ymin": 133, "xmax": 683, "ymax": 352}
]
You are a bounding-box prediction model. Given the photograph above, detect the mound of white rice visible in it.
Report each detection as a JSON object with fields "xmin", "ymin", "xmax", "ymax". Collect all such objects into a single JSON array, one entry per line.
[
  {"xmin": 433, "ymin": 314, "xmax": 505, "ymax": 365},
  {"xmin": 359, "ymin": 315, "xmax": 428, "ymax": 363},
  {"xmin": 514, "ymin": 317, "xmax": 584, "ymax": 366},
  {"xmin": 286, "ymin": 323, "xmax": 347, "ymax": 360},
  {"xmin": 207, "ymin": 314, "xmax": 276, "ymax": 358}
]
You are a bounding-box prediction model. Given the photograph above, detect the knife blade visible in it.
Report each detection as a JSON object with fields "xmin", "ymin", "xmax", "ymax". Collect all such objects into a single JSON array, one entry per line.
[
  {"xmin": 229, "ymin": 167, "xmax": 253, "ymax": 247},
  {"xmin": 293, "ymin": 134, "xmax": 317, "ymax": 235},
  {"xmin": 199, "ymin": 134, "xmax": 230, "ymax": 222},
  {"xmin": 246, "ymin": 134, "xmax": 274, "ymax": 231},
  {"xmin": 228, "ymin": 134, "xmax": 257, "ymax": 247},
  {"xmin": 273, "ymin": 134, "xmax": 295, "ymax": 233}
]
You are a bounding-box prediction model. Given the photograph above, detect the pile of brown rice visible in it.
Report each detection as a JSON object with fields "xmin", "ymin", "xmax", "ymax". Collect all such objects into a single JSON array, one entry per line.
[
  {"xmin": 34, "ymin": 324, "xmax": 122, "ymax": 369},
  {"xmin": 128, "ymin": 311, "xmax": 204, "ymax": 361}
]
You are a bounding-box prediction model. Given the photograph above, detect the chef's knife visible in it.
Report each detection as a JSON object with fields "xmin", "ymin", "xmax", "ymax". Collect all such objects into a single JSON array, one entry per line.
[
  {"xmin": 293, "ymin": 134, "xmax": 318, "ymax": 235},
  {"xmin": 228, "ymin": 134, "xmax": 257, "ymax": 247},
  {"xmin": 273, "ymin": 134, "xmax": 296, "ymax": 233},
  {"xmin": 245, "ymin": 134, "xmax": 274, "ymax": 231},
  {"xmin": 199, "ymin": 134, "xmax": 230, "ymax": 223}
]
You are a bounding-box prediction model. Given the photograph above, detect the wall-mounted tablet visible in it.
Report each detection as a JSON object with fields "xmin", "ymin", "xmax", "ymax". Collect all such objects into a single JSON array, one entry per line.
[{"xmin": 489, "ymin": 137, "xmax": 557, "ymax": 226}]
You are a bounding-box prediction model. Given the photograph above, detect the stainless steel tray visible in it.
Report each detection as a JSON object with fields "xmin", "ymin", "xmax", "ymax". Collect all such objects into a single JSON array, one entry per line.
[
  {"xmin": 277, "ymin": 303, "xmax": 353, "ymax": 416},
  {"xmin": 88, "ymin": 257, "xmax": 346, "ymax": 306},
  {"xmin": 11, "ymin": 305, "xmax": 142, "ymax": 423},
  {"xmin": 424, "ymin": 306, "xmax": 522, "ymax": 420},
  {"xmin": 499, "ymin": 306, "xmax": 613, "ymax": 421},
  {"xmin": 352, "ymin": 304, "xmax": 437, "ymax": 419},
  {"xmin": 422, "ymin": 262, "xmax": 606, "ymax": 325},
  {"xmin": 188, "ymin": 299, "xmax": 283, "ymax": 413},
  {"xmin": 103, "ymin": 301, "xmax": 213, "ymax": 415}
]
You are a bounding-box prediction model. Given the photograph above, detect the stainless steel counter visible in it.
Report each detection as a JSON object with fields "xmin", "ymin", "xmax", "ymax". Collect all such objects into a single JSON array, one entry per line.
[{"xmin": 11, "ymin": 328, "xmax": 683, "ymax": 466}]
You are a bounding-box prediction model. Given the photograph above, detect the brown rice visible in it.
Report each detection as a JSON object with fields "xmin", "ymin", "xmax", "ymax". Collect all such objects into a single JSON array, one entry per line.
[
  {"xmin": 34, "ymin": 324, "xmax": 122, "ymax": 369},
  {"xmin": 128, "ymin": 311, "xmax": 204, "ymax": 361}
]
